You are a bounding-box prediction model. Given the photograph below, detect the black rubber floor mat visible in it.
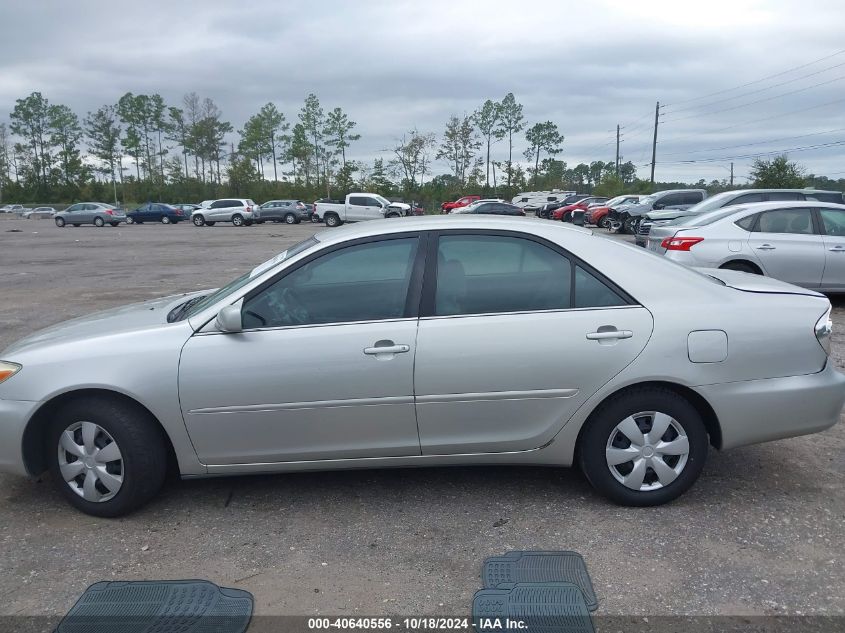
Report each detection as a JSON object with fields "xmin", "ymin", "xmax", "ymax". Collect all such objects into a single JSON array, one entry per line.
[
  {"xmin": 482, "ymin": 551, "xmax": 597, "ymax": 611},
  {"xmin": 472, "ymin": 582, "xmax": 594, "ymax": 633},
  {"xmin": 55, "ymin": 580, "xmax": 253, "ymax": 633}
]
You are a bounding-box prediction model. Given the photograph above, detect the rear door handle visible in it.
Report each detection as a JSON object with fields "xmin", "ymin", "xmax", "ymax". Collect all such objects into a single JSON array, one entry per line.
[
  {"xmin": 364, "ymin": 341, "xmax": 410, "ymax": 356},
  {"xmin": 755, "ymin": 244, "xmax": 776, "ymax": 251},
  {"xmin": 586, "ymin": 330, "xmax": 633, "ymax": 340},
  {"xmin": 828, "ymin": 246, "xmax": 845, "ymax": 252}
]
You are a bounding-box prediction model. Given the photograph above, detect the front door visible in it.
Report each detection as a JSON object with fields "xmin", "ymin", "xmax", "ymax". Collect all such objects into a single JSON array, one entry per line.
[
  {"xmin": 413, "ymin": 232, "xmax": 653, "ymax": 455},
  {"xmin": 179, "ymin": 235, "xmax": 425, "ymax": 465},
  {"xmin": 747, "ymin": 207, "xmax": 824, "ymax": 287}
]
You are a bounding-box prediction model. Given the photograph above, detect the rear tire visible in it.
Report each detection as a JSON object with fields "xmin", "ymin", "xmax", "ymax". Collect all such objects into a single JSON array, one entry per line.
[
  {"xmin": 720, "ymin": 261, "xmax": 760, "ymax": 275},
  {"xmin": 55, "ymin": 217, "xmax": 66, "ymax": 227},
  {"xmin": 192, "ymin": 215, "xmax": 206, "ymax": 227},
  {"xmin": 325, "ymin": 213, "xmax": 341, "ymax": 227},
  {"xmin": 47, "ymin": 397, "xmax": 168, "ymax": 517},
  {"xmin": 232, "ymin": 214, "xmax": 244, "ymax": 227},
  {"xmin": 161, "ymin": 216, "xmax": 171, "ymax": 224},
  {"xmin": 578, "ymin": 387, "xmax": 708, "ymax": 507}
]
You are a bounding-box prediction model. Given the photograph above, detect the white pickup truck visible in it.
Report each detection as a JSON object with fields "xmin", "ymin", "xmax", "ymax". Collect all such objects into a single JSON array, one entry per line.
[{"xmin": 314, "ymin": 194, "xmax": 411, "ymax": 227}]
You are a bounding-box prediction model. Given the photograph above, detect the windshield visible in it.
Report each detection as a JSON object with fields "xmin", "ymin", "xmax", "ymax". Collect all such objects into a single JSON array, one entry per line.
[
  {"xmin": 672, "ymin": 206, "xmax": 747, "ymax": 226},
  {"xmin": 638, "ymin": 194, "xmax": 657, "ymax": 206},
  {"xmin": 179, "ymin": 236, "xmax": 319, "ymax": 320},
  {"xmin": 674, "ymin": 191, "xmax": 738, "ymax": 215},
  {"xmin": 374, "ymin": 195, "xmax": 391, "ymax": 207}
]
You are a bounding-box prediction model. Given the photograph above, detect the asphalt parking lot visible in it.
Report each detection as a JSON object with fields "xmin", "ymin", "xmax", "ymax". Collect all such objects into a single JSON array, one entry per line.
[{"xmin": 1, "ymin": 215, "xmax": 844, "ymax": 623}]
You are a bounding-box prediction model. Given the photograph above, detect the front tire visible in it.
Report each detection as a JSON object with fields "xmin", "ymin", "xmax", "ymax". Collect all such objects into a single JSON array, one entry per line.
[
  {"xmin": 48, "ymin": 397, "xmax": 168, "ymax": 517},
  {"xmin": 126, "ymin": 216, "xmax": 135, "ymax": 225},
  {"xmin": 623, "ymin": 216, "xmax": 638, "ymax": 234},
  {"xmin": 599, "ymin": 217, "xmax": 610, "ymax": 229},
  {"xmin": 94, "ymin": 217, "xmax": 105, "ymax": 227},
  {"xmin": 192, "ymin": 215, "xmax": 206, "ymax": 227},
  {"xmin": 387, "ymin": 212, "xmax": 400, "ymax": 218},
  {"xmin": 55, "ymin": 217, "xmax": 66, "ymax": 227},
  {"xmin": 578, "ymin": 387, "xmax": 708, "ymax": 506},
  {"xmin": 284, "ymin": 213, "xmax": 297, "ymax": 224}
]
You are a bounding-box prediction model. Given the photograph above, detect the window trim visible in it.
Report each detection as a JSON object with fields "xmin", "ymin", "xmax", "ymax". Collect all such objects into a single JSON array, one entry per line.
[
  {"xmin": 237, "ymin": 231, "xmax": 428, "ymax": 331},
  {"xmin": 418, "ymin": 229, "xmax": 638, "ymax": 319}
]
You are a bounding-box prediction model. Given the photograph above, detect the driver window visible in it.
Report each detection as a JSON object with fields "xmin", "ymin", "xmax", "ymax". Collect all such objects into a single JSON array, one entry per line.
[{"xmin": 242, "ymin": 237, "xmax": 419, "ymax": 328}]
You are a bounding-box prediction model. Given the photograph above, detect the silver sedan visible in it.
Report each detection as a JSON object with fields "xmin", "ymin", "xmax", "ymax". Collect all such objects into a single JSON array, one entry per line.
[
  {"xmin": 0, "ymin": 216, "xmax": 842, "ymax": 516},
  {"xmin": 647, "ymin": 201, "xmax": 845, "ymax": 291}
]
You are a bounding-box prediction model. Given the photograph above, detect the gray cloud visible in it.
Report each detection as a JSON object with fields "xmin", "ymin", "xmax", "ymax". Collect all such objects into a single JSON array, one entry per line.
[{"xmin": 1, "ymin": 0, "xmax": 843, "ymax": 184}]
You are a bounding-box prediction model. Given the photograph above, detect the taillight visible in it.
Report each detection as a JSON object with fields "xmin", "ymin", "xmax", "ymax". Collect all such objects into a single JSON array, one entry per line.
[
  {"xmin": 661, "ymin": 236, "xmax": 703, "ymax": 251},
  {"xmin": 176, "ymin": 210, "xmax": 184, "ymax": 216},
  {"xmin": 105, "ymin": 209, "xmax": 114, "ymax": 215},
  {"xmin": 246, "ymin": 206, "xmax": 252, "ymax": 212},
  {"xmin": 815, "ymin": 306, "xmax": 833, "ymax": 355}
]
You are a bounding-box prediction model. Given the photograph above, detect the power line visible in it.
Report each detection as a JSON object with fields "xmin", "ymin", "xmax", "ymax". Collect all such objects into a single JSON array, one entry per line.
[
  {"xmin": 661, "ymin": 73, "xmax": 845, "ymax": 123},
  {"xmin": 655, "ymin": 139, "xmax": 845, "ymax": 164},
  {"xmin": 658, "ymin": 96, "xmax": 845, "ymax": 146},
  {"xmin": 663, "ymin": 59, "xmax": 845, "ymax": 116},
  {"xmin": 662, "ymin": 48, "xmax": 845, "ymax": 107},
  {"xmin": 660, "ymin": 127, "xmax": 845, "ymax": 157}
]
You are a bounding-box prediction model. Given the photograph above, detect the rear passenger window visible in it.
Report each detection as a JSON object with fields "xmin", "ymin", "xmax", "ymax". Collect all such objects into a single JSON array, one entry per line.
[
  {"xmin": 575, "ymin": 267, "xmax": 628, "ymax": 308},
  {"xmin": 766, "ymin": 192, "xmax": 802, "ymax": 201},
  {"xmin": 434, "ymin": 235, "xmax": 571, "ymax": 316},
  {"xmin": 682, "ymin": 192, "xmax": 703, "ymax": 205},
  {"xmin": 758, "ymin": 208, "xmax": 814, "ymax": 234},
  {"xmin": 731, "ymin": 193, "xmax": 765, "ymax": 204}
]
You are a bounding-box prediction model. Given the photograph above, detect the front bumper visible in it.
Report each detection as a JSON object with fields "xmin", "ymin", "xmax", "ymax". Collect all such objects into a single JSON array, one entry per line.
[
  {"xmin": 697, "ymin": 362, "xmax": 845, "ymax": 450},
  {"xmin": 0, "ymin": 398, "xmax": 40, "ymax": 476}
]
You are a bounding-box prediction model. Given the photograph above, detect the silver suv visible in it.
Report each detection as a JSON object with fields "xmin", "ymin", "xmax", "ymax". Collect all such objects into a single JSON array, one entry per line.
[
  {"xmin": 191, "ymin": 199, "xmax": 258, "ymax": 227},
  {"xmin": 610, "ymin": 189, "xmax": 707, "ymax": 234}
]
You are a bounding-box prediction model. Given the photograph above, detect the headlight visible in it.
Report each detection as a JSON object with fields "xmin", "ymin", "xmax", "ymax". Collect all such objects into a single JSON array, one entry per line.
[
  {"xmin": 815, "ymin": 307, "xmax": 833, "ymax": 355},
  {"xmin": 0, "ymin": 361, "xmax": 22, "ymax": 384}
]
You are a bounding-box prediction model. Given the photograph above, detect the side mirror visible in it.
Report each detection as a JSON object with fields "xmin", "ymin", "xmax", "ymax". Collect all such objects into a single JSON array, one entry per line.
[{"xmin": 215, "ymin": 304, "xmax": 243, "ymax": 333}]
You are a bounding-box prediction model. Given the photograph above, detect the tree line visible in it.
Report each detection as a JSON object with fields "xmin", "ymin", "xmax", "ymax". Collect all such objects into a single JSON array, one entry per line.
[{"xmin": 1, "ymin": 90, "xmax": 841, "ymax": 209}]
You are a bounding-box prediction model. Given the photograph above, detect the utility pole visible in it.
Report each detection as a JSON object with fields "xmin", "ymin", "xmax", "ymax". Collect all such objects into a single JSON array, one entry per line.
[
  {"xmin": 650, "ymin": 101, "xmax": 659, "ymax": 185},
  {"xmin": 615, "ymin": 124, "xmax": 620, "ymax": 177},
  {"xmin": 730, "ymin": 162, "xmax": 734, "ymax": 187}
]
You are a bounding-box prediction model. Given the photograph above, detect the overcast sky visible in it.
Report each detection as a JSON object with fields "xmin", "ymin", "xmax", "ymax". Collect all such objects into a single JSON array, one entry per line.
[{"xmin": 1, "ymin": 0, "xmax": 844, "ymax": 185}]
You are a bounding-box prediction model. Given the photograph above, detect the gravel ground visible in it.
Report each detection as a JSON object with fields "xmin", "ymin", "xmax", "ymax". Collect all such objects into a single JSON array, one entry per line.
[{"xmin": 0, "ymin": 215, "xmax": 843, "ymax": 622}]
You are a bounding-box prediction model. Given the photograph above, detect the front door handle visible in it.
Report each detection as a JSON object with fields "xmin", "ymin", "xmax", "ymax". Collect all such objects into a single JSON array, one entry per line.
[
  {"xmin": 755, "ymin": 244, "xmax": 776, "ymax": 251},
  {"xmin": 828, "ymin": 246, "xmax": 845, "ymax": 252},
  {"xmin": 586, "ymin": 330, "xmax": 633, "ymax": 340},
  {"xmin": 363, "ymin": 340, "xmax": 410, "ymax": 357}
]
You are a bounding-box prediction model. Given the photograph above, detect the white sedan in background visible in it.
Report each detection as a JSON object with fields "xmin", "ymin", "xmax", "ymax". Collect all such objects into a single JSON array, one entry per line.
[{"xmin": 647, "ymin": 201, "xmax": 845, "ymax": 291}]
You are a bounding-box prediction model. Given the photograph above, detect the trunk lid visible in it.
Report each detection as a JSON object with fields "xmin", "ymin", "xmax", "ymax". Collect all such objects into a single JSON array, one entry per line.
[{"xmin": 698, "ymin": 268, "xmax": 824, "ymax": 297}]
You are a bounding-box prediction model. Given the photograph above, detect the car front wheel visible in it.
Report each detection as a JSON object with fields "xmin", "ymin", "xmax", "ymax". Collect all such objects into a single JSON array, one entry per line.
[
  {"xmin": 48, "ymin": 397, "xmax": 168, "ymax": 517},
  {"xmin": 623, "ymin": 217, "xmax": 639, "ymax": 234},
  {"xmin": 192, "ymin": 215, "xmax": 206, "ymax": 227},
  {"xmin": 578, "ymin": 387, "xmax": 708, "ymax": 506},
  {"xmin": 55, "ymin": 217, "xmax": 66, "ymax": 227},
  {"xmin": 284, "ymin": 213, "xmax": 297, "ymax": 224}
]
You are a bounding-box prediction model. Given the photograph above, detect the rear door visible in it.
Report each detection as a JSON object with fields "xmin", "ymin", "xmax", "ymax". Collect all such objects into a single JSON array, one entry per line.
[
  {"xmin": 413, "ymin": 231, "xmax": 653, "ymax": 455},
  {"xmin": 818, "ymin": 207, "xmax": 845, "ymax": 290},
  {"xmin": 747, "ymin": 207, "xmax": 825, "ymax": 287}
]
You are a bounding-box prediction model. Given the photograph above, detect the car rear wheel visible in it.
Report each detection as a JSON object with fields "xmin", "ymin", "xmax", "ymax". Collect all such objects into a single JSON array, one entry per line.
[
  {"xmin": 578, "ymin": 387, "xmax": 708, "ymax": 506},
  {"xmin": 161, "ymin": 216, "xmax": 171, "ymax": 224},
  {"xmin": 109, "ymin": 222, "xmax": 119, "ymax": 227},
  {"xmin": 192, "ymin": 215, "xmax": 206, "ymax": 227},
  {"xmin": 48, "ymin": 397, "xmax": 168, "ymax": 517},
  {"xmin": 125, "ymin": 216, "xmax": 134, "ymax": 225},
  {"xmin": 720, "ymin": 261, "xmax": 760, "ymax": 275},
  {"xmin": 325, "ymin": 213, "xmax": 341, "ymax": 227},
  {"xmin": 94, "ymin": 217, "xmax": 105, "ymax": 227},
  {"xmin": 55, "ymin": 217, "xmax": 66, "ymax": 227},
  {"xmin": 232, "ymin": 214, "xmax": 244, "ymax": 226},
  {"xmin": 284, "ymin": 213, "xmax": 297, "ymax": 224},
  {"xmin": 387, "ymin": 212, "xmax": 400, "ymax": 218},
  {"xmin": 206, "ymin": 221, "xmax": 215, "ymax": 226}
]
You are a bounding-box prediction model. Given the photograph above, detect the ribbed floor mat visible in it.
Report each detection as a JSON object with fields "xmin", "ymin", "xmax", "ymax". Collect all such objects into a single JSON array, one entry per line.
[
  {"xmin": 56, "ymin": 580, "xmax": 253, "ymax": 633},
  {"xmin": 482, "ymin": 551, "xmax": 597, "ymax": 611},
  {"xmin": 472, "ymin": 582, "xmax": 594, "ymax": 633}
]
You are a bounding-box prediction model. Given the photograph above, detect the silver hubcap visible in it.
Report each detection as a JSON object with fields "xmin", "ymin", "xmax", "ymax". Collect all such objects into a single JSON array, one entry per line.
[
  {"xmin": 57, "ymin": 421, "xmax": 124, "ymax": 502},
  {"xmin": 605, "ymin": 411, "xmax": 689, "ymax": 491}
]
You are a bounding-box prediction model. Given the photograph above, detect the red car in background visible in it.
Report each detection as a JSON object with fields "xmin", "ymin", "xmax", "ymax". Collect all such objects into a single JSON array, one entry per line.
[
  {"xmin": 551, "ymin": 196, "xmax": 609, "ymax": 221},
  {"xmin": 441, "ymin": 195, "xmax": 480, "ymax": 214},
  {"xmin": 584, "ymin": 195, "xmax": 642, "ymax": 227}
]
